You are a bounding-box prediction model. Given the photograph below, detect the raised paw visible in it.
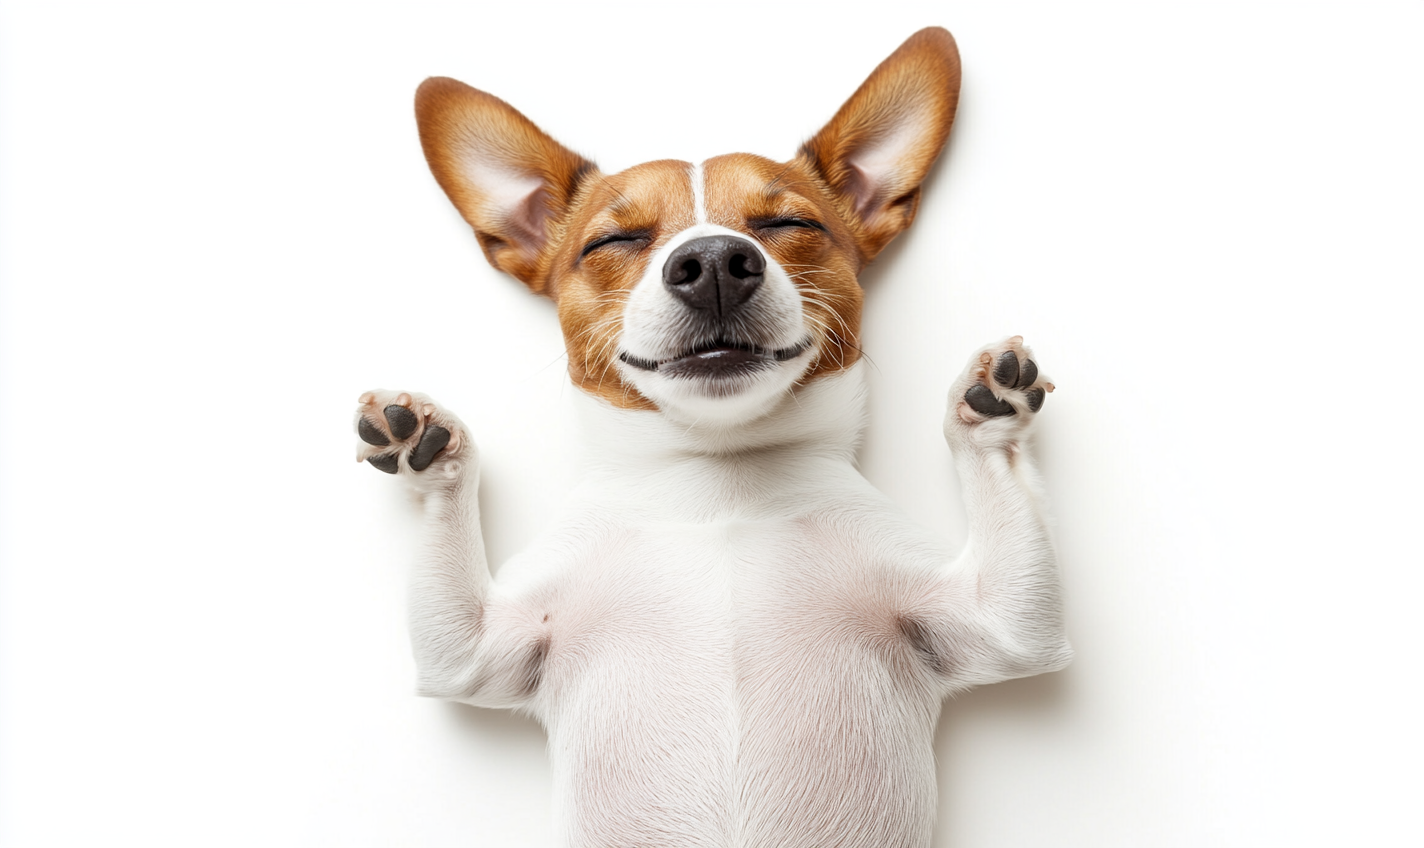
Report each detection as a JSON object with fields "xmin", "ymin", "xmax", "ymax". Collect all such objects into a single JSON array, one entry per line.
[
  {"xmin": 948, "ymin": 336, "xmax": 1054, "ymax": 438},
  {"xmin": 353, "ymin": 390, "xmax": 470, "ymax": 479}
]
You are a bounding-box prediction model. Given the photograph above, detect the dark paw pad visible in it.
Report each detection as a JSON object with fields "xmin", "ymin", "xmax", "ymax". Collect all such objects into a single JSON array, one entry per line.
[
  {"xmin": 965, "ymin": 384, "xmax": 1016, "ymax": 417},
  {"xmin": 367, "ymin": 454, "xmax": 400, "ymax": 474},
  {"xmin": 1025, "ymin": 386, "xmax": 1046, "ymax": 413},
  {"xmin": 384, "ymin": 405, "xmax": 419, "ymax": 440},
  {"xmin": 1018, "ymin": 358, "xmax": 1038, "ymax": 389},
  {"xmin": 408, "ymin": 426, "xmax": 451, "ymax": 472},
  {"xmin": 993, "ymin": 351, "xmax": 1019, "ymax": 388},
  {"xmin": 358, "ymin": 417, "xmax": 390, "ymax": 447}
]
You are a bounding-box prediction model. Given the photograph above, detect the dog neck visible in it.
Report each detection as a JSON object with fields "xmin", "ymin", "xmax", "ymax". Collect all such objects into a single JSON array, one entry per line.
[{"xmin": 573, "ymin": 362, "xmax": 869, "ymax": 474}]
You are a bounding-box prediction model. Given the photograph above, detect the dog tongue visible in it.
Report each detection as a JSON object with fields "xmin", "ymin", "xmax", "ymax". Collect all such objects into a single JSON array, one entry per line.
[{"xmin": 660, "ymin": 347, "xmax": 766, "ymax": 379}]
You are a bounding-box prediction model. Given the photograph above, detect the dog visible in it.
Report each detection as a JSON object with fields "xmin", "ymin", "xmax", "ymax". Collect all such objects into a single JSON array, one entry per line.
[{"xmin": 353, "ymin": 27, "xmax": 1070, "ymax": 847}]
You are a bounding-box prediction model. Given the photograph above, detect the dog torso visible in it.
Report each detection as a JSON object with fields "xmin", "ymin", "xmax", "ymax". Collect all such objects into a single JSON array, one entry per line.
[{"xmin": 507, "ymin": 368, "xmax": 943, "ymax": 846}]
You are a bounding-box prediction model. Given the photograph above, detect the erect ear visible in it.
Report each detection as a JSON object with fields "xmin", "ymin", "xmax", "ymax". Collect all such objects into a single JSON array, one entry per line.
[
  {"xmin": 799, "ymin": 27, "xmax": 961, "ymax": 264},
  {"xmin": 415, "ymin": 77, "xmax": 596, "ymax": 296}
]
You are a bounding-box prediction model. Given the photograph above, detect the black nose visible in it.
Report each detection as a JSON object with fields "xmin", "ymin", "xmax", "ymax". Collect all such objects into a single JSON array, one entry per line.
[{"xmin": 662, "ymin": 235, "xmax": 765, "ymax": 318}]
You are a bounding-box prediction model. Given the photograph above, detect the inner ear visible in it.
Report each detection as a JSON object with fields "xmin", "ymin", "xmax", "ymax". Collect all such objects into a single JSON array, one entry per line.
[
  {"xmin": 799, "ymin": 28, "xmax": 961, "ymax": 263},
  {"xmin": 416, "ymin": 77, "xmax": 596, "ymax": 296},
  {"xmin": 842, "ymin": 112, "xmax": 938, "ymax": 216},
  {"xmin": 512, "ymin": 186, "xmax": 554, "ymax": 246}
]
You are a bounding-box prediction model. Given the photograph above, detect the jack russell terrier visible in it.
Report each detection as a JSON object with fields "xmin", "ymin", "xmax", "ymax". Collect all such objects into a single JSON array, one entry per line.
[{"xmin": 354, "ymin": 27, "xmax": 1070, "ymax": 848}]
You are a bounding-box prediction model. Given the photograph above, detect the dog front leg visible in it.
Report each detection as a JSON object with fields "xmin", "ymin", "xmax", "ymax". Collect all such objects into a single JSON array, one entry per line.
[
  {"xmin": 907, "ymin": 338, "xmax": 1073, "ymax": 692},
  {"xmin": 355, "ymin": 390, "xmax": 549, "ymax": 709}
]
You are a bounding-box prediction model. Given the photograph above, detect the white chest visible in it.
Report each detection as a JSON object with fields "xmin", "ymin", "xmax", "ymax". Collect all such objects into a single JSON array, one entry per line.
[{"xmin": 509, "ymin": 475, "xmax": 946, "ymax": 847}]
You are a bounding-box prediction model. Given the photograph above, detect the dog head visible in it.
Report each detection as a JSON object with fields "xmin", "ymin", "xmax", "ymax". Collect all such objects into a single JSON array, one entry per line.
[{"xmin": 416, "ymin": 28, "xmax": 960, "ymax": 424}]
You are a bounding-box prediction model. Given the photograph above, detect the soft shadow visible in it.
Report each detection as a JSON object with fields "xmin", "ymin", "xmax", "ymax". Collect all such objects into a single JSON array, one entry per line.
[
  {"xmin": 441, "ymin": 700, "xmax": 548, "ymax": 755},
  {"xmin": 930, "ymin": 670, "xmax": 1075, "ymax": 847},
  {"xmin": 858, "ymin": 220, "xmax": 913, "ymax": 292}
]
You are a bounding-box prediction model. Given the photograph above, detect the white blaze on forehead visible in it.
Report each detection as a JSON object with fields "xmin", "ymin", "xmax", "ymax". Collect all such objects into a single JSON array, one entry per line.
[{"xmin": 690, "ymin": 161, "xmax": 708, "ymax": 225}]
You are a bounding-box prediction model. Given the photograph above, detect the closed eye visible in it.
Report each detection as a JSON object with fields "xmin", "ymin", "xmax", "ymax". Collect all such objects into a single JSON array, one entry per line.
[
  {"xmin": 750, "ymin": 216, "xmax": 828, "ymax": 233},
  {"xmin": 580, "ymin": 231, "xmax": 650, "ymax": 259}
]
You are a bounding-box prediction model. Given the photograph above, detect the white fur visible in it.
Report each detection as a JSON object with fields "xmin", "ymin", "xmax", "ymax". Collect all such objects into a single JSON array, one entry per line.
[
  {"xmin": 357, "ymin": 335, "xmax": 1070, "ymax": 846},
  {"xmin": 691, "ymin": 160, "xmax": 709, "ymax": 224}
]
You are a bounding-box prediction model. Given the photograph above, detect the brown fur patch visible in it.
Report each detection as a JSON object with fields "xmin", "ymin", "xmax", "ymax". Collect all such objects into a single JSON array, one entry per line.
[
  {"xmin": 552, "ymin": 160, "xmax": 696, "ymax": 409},
  {"xmin": 798, "ymin": 27, "xmax": 961, "ymax": 263},
  {"xmin": 703, "ymin": 154, "xmax": 866, "ymax": 383},
  {"xmin": 415, "ymin": 78, "xmax": 595, "ymax": 294}
]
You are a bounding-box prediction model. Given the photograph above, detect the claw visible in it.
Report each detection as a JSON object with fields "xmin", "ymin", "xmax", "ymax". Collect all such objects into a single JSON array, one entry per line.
[
  {"xmin": 358, "ymin": 391, "xmax": 375, "ymax": 405},
  {"xmin": 1008, "ymin": 334, "xmax": 1024, "ymax": 346},
  {"xmin": 395, "ymin": 393, "xmax": 413, "ymax": 408}
]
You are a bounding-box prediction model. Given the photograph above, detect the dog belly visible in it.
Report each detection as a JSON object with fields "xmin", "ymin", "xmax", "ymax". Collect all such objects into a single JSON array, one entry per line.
[
  {"xmin": 536, "ymin": 518, "xmax": 943, "ymax": 848},
  {"xmin": 547, "ymin": 648, "xmax": 938, "ymax": 848},
  {"xmin": 548, "ymin": 665, "xmax": 737, "ymax": 847},
  {"xmin": 730, "ymin": 517, "xmax": 943, "ymax": 847},
  {"xmin": 536, "ymin": 526, "xmax": 739, "ymax": 847},
  {"xmin": 732, "ymin": 635, "xmax": 941, "ymax": 848}
]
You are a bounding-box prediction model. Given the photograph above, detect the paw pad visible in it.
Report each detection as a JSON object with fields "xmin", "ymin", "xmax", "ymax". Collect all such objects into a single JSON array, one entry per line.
[
  {"xmin": 408, "ymin": 426, "xmax": 451, "ymax": 472},
  {"xmin": 384, "ymin": 405, "xmax": 419, "ymax": 440},
  {"xmin": 355, "ymin": 393, "xmax": 458, "ymax": 474},
  {"xmin": 965, "ymin": 383, "xmax": 1015, "ymax": 416},
  {"xmin": 357, "ymin": 417, "xmax": 391, "ymax": 447},
  {"xmin": 962, "ymin": 340, "xmax": 1050, "ymax": 420},
  {"xmin": 366, "ymin": 453, "xmax": 400, "ymax": 474}
]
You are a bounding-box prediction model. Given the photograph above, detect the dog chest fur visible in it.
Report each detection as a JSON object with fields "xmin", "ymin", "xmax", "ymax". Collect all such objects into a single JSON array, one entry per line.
[{"xmin": 499, "ymin": 370, "xmax": 946, "ymax": 847}]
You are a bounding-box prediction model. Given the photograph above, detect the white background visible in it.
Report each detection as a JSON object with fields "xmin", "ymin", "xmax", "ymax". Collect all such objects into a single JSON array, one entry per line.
[{"xmin": 2, "ymin": 2, "xmax": 1421, "ymax": 846}]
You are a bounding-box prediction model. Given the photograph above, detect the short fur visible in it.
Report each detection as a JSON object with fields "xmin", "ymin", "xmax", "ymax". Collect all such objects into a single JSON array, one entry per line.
[{"xmin": 355, "ymin": 27, "xmax": 1070, "ymax": 847}]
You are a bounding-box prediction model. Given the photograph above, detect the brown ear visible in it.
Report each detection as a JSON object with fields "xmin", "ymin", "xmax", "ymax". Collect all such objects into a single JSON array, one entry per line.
[
  {"xmin": 415, "ymin": 77, "xmax": 595, "ymax": 296},
  {"xmin": 799, "ymin": 27, "xmax": 961, "ymax": 263}
]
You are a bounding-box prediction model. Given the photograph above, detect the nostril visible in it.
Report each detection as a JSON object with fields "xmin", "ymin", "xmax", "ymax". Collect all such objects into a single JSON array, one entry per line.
[
  {"xmin": 728, "ymin": 249, "xmax": 765, "ymax": 279},
  {"xmin": 671, "ymin": 258, "xmax": 702, "ymax": 286},
  {"xmin": 728, "ymin": 254, "xmax": 751, "ymax": 279}
]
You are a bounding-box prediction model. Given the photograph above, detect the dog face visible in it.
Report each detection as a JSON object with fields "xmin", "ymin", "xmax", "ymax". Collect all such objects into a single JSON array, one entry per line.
[{"xmin": 416, "ymin": 28, "xmax": 960, "ymax": 422}]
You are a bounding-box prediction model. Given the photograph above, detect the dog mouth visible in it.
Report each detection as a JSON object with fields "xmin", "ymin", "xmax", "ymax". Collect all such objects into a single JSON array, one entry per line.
[{"xmin": 618, "ymin": 337, "xmax": 812, "ymax": 379}]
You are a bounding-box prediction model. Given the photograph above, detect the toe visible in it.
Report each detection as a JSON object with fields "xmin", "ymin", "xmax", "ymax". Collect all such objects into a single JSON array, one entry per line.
[
  {"xmin": 965, "ymin": 384, "xmax": 1016, "ymax": 417},
  {"xmin": 358, "ymin": 417, "xmax": 391, "ymax": 447},
  {"xmin": 992, "ymin": 350, "xmax": 1019, "ymax": 388},
  {"xmin": 367, "ymin": 454, "xmax": 400, "ymax": 474},
  {"xmin": 408, "ymin": 425, "xmax": 451, "ymax": 471},
  {"xmin": 385, "ymin": 405, "xmax": 420, "ymax": 441},
  {"xmin": 1017, "ymin": 358, "xmax": 1038, "ymax": 389}
]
